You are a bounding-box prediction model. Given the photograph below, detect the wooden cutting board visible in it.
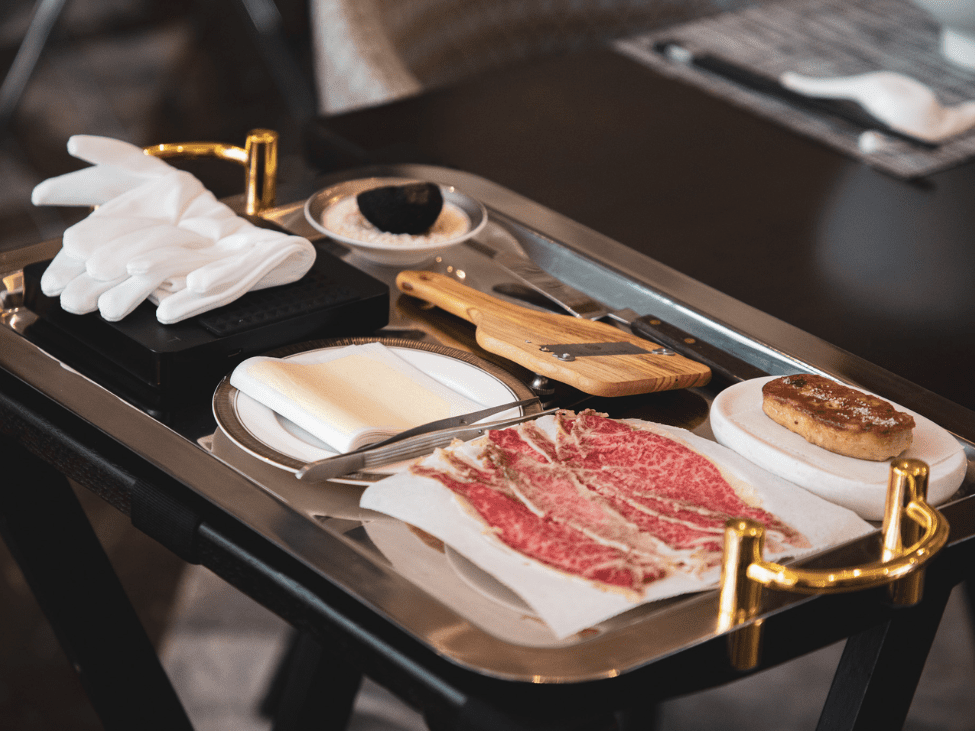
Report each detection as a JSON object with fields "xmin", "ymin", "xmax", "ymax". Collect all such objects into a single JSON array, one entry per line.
[{"xmin": 396, "ymin": 271, "xmax": 711, "ymax": 396}]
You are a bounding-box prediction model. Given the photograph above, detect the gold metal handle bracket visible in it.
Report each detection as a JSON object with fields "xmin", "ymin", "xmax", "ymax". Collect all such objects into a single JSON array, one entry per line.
[
  {"xmin": 717, "ymin": 458, "xmax": 949, "ymax": 670},
  {"xmin": 143, "ymin": 128, "xmax": 278, "ymax": 216}
]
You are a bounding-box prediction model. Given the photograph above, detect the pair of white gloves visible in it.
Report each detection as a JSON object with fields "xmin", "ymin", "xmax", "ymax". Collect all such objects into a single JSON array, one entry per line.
[{"xmin": 32, "ymin": 136, "xmax": 316, "ymax": 324}]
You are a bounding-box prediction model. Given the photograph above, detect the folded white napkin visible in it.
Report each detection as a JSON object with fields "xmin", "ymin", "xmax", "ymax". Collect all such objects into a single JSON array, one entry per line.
[
  {"xmin": 32, "ymin": 135, "xmax": 316, "ymax": 324},
  {"xmin": 230, "ymin": 343, "xmax": 482, "ymax": 453}
]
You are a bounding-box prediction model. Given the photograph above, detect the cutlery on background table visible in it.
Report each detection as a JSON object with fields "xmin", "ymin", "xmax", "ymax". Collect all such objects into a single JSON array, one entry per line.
[
  {"xmin": 462, "ymin": 238, "xmax": 769, "ymax": 384},
  {"xmin": 395, "ymin": 270, "xmax": 712, "ymax": 397},
  {"xmin": 653, "ymin": 40, "xmax": 941, "ymax": 150}
]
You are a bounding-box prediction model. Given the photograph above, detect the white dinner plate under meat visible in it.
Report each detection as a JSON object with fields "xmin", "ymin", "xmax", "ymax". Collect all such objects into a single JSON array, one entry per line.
[
  {"xmin": 445, "ymin": 546, "xmax": 534, "ymax": 614},
  {"xmin": 710, "ymin": 376, "xmax": 967, "ymax": 520}
]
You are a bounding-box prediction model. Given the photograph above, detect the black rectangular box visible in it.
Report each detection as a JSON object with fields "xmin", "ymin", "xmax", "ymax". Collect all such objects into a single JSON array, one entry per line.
[{"xmin": 22, "ymin": 247, "xmax": 389, "ymax": 412}]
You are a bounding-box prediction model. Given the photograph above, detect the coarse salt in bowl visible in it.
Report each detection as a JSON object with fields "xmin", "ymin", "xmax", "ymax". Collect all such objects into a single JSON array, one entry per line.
[{"xmin": 304, "ymin": 177, "xmax": 488, "ymax": 266}]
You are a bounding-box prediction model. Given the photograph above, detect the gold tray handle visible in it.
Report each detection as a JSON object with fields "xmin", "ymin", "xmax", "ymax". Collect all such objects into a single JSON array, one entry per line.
[
  {"xmin": 717, "ymin": 458, "xmax": 949, "ymax": 669},
  {"xmin": 143, "ymin": 129, "xmax": 278, "ymax": 216}
]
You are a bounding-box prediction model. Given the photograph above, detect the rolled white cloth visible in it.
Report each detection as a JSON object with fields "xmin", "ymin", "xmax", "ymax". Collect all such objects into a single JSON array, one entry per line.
[
  {"xmin": 230, "ymin": 342, "xmax": 482, "ymax": 453},
  {"xmin": 33, "ymin": 135, "xmax": 316, "ymax": 324}
]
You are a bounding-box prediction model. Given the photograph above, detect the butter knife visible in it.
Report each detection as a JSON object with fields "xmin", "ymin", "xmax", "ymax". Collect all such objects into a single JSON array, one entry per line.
[{"xmin": 296, "ymin": 403, "xmax": 558, "ymax": 481}]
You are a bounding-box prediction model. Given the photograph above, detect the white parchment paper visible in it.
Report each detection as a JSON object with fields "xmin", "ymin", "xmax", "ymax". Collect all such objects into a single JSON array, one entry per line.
[{"xmin": 360, "ymin": 417, "xmax": 873, "ymax": 639}]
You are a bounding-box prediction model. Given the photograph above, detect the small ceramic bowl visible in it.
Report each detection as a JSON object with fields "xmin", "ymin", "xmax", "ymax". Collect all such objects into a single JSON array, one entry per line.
[{"xmin": 304, "ymin": 177, "xmax": 488, "ymax": 267}]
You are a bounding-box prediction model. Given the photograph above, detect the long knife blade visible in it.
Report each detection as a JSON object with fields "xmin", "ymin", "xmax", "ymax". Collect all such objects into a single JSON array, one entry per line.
[
  {"xmin": 463, "ymin": 238, "xmax": 767, "ymax": 383},
  {"xmin": 295, "ymin": 397, "xmax": 538, "ymax": 480},
  {"xmin": 297, "ymin": 405, "xmax": 563, "ymax": 481}
]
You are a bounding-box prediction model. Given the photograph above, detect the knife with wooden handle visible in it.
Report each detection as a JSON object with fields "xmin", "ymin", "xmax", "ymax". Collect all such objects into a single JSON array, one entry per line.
[
  {"xmin": 463, "ymin": 239, "xmax": 769, "ymax": 384},
  {"xmin": 396, "ymin": 270, "xmax": 711, "ymax": 397}
]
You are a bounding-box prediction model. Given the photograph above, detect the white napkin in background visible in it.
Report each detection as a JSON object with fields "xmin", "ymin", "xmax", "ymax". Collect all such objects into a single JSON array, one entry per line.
[
  {"xmin": 32, "ymin": 135, "xmax": 316, "ymax": 324},
  {"xmin": 780, "ymin": 70, "xmax": 975, "ymax": 143},
  {"xmin": 230, "ymin": 342, "xmax": 483, "ymax": 453}
]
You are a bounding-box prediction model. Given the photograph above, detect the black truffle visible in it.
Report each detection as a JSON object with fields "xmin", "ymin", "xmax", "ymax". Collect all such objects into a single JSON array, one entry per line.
[{"xmin": 356, "ymin": 182, "xmax": 444, "ymax": 234}]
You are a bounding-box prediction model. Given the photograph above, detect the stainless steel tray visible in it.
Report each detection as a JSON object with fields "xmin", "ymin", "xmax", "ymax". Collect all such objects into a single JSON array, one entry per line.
[{"xmin": 2, "ymin": 164, "xmax": 973, "ymax": 683}]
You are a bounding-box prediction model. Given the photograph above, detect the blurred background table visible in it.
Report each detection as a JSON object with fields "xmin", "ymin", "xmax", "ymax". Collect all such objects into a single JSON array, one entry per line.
[{"xmin": 307, "ymin": 45, "xmax": 975, "ymax": 415}]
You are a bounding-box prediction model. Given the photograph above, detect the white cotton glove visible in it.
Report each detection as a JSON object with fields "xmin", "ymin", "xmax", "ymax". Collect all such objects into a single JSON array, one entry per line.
[
  {"xmin": 33, "ymin": 135, "xmax": 316, "ymax": 324},
  {"xmin": 32, "ymin": 135, "xmax": 176, "ymax": 207}
]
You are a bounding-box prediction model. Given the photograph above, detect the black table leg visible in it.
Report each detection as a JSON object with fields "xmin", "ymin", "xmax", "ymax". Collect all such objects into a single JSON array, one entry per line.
[
  {"xmin": 961, "ymin": 579, "xmax": 975, "ymax": 644},
  {"xmin": 815, "ymin": 583, "xmax": 953, "ymax": 731},
  {"xmin": 269, "ymin": 629, "xmax": 363, "ymax": 731},
  {"xmin": 0, "ymin": 433, "xmax": 194, "ymax": 731}
]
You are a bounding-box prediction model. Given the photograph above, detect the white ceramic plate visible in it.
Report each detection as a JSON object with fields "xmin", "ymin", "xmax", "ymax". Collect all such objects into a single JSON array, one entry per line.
[
  {"xmin": 361, "ymin": 519, "xmax": 564, "ymax": 646},
  {"xmin": 213, "ymin": 337, "xmax": 537, "ymax": 474},
  {"xmin": 304, "ymin": 177, "xmax": 488, "ymax": 267},
  {"xmin": 445, "ymin": 546, "xmax": 534, "ymax": 614},
  {"xmin": 710, "ymin": 376, "xmax": 967, "ymax": 520}
]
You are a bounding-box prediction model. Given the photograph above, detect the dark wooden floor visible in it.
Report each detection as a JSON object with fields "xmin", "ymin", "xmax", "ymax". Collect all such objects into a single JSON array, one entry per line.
[{"xmin": 0, "ymin": 484, "xmax": 185, "ymax": 730}]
